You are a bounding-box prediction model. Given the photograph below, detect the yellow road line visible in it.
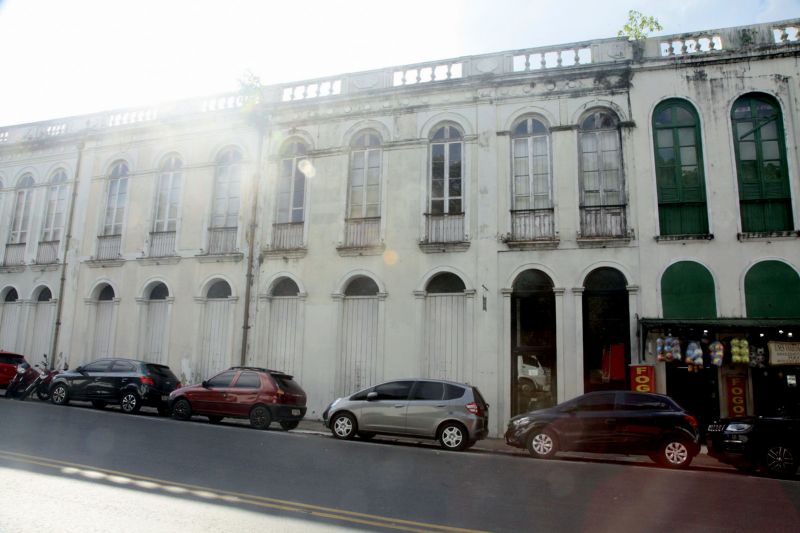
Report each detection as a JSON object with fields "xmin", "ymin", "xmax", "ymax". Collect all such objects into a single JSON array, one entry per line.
[{"xmin": 0, "ymin": 449, "xmax": 487, "ymax": 533}]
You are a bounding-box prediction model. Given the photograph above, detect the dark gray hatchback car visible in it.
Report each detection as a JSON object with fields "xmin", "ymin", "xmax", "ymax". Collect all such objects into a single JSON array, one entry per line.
[{"xmin": 323, "ymin": 379, "xmax": 489, "ymax": 451}]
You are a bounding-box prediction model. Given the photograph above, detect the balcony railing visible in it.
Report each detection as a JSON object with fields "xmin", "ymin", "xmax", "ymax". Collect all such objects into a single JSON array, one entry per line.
[
  {"xmin": 96, "ymin": 234, "xmax": 121, "ymax": 260},
  {"xmin": 3, "ymin": 243, "xmax": 25, "ymax": 266},
  {"xmin": 207, "ymin": 227, "xmax": 237, "ymax": 254},
  {"xmin": 272, "ymin": 222, "xmax": 304, "ymax": 250},
  {"xmin": 510, "ymin": 209, "xmax": 556, "ymax": 241},
  {"xmin": 579, "ymin": 205, "xmax": 628, "ymax": 238},
  {"xmin": 149, "ymin": 231, "xmax": 176, "ymax": 257},
  {"xmin": 424, "ymin": 213, "xmax": 466, "ymax": 243},
  {"xmin": 35, "ymin": 241, "xmax": 59, "ymax": 264},
  {"xmin": 342, "ymin": 218, "xmax": 381, "ymax": 248}
]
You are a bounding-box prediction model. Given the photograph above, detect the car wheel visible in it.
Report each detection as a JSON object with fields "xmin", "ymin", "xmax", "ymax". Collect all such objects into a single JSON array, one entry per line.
[
  {"xmin": 249, "ymin": 405, "xmax": 272, "ymax": 430},
  {"xmin": 91, "ymin": 400, "xmax": 107, "ymax": 410},
  {"xmin": 357, "ymin": 431, "xmax": 376, "ymax": 441},
  {"xmin": 280, "ymin": 420, "xmax": 299, "ymax": 431},
  {"xmin": 120, "ymin": 392, "xmax": 141, "ymax": 414},
  {"xmin": 50, "ymin": 384, "xmax": 69, "ymax": 406},
  {"xmin": 208, "ymin": 416, "xmax": 224, "ymax": 424},
  {"xmin": 764, "ymin": 444, "xmax": 797, "ymax": 477},
  {"xmin": 171, "ymin": 398, "xmax": 191, "ymax": 421},
  {"xmin": 36, "ymin": 387, "xmax": 49, "ymax": 401},
  {"xmin": 331, "ymin": 413, "xmax": 357, "ymax": 440},
  {"xmin": 657, "ymin": 438, "xmax": 693, "ymax": 468},
  {"xmin": 528, "ymin": 429, "xmax": 558, "ymax": 459},
  {"xmin": 438, "ymin": 422, "xmax": 468, "ymax": 451}
]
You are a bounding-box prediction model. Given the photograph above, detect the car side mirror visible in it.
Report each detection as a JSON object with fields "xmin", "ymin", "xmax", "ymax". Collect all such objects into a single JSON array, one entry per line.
[
  {"xmin": 76, "ymin": 366, "xmax": 85, "ymax": 374},
  {"xmin": 366, "ymin": 391, "xmax": 378, "ymax": 401},
  {"xmin": 202, "ymin": 380, "xmax": 210, "ymax": 389}
]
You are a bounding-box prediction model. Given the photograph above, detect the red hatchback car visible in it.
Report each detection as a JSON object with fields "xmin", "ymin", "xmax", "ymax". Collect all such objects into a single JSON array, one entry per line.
[
  {"xmin": 0, "ymin": 351, "xmax": 26, "ymax": 389},
  {"xmin": 169, "ymin": 366, "xmax": 307, "ymax": 430}
]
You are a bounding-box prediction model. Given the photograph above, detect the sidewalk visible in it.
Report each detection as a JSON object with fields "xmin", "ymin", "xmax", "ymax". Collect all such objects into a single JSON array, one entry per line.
[{"xmin": 296, "ymin": 419, "xmax": 736, "ymax": 472}]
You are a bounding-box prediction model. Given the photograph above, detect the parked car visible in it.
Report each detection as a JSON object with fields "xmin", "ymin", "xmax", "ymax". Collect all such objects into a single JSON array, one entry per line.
[
  {"xmin": 323, "ymin": 378, "xmax": 490, "ymax": 451},
  {"xmin": 0, "ymin": 351, "xmax": 26, "ymax": 389},
  {"xmin": 169, "ymin": 367, "xmax": 307, "ymax": 430},
  {"xmin": 504, "ymin": 391, "xmax": 701, "ymax": 468},
  {"xmin": 49, "ymin": 358, "xmax": 180, "ymax": 414},
  {"xmin": 707, "ymin": 414, "xmax": 800, "ymax": 477}
]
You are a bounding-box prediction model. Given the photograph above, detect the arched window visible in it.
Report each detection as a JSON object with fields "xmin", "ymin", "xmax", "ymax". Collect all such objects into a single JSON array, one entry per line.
[
  {"xmin": 348, "ymin": 131, "xmax": 382, "ymax": 219},
  {"xmin": 98, "ymin": 285, "xmax": 115, "ymax": 301},
  {"xmin": 41, "ymin": 169, "xmax": 69, "ymax": 242},
  {"xmin": 511, "ymin": 116, "xmax": 553, "ymax": 240},
  {"xmin": 277, "ymin": 140, "xmax": 309, "ymax": 224},
  {"xmin": 154, "ymin": 155, "xmax": 182, "ymax": 233},
  {"xmin": 148, "ymin": 283, "xmax": 169, "ymax": 300},
  {"xmin": 661, "ymin": 261, "xmax": 716, "ymax": 318},
  {"xmin": 207, "ymin": 280, "xmax": 232, "ymax": 299},
  {"xmin": 745, "ymin": 261, "xmax": 800, "ymax": 318},
  {"xmin": 731, "ymin": 93, "xmax": 793, "ymax": 232},
  {"xmin": 103, "ymin": 161, "xmax": 129, "ymax": 236},
  {"xmin": 429, "ymin": 124, "xmax": 463, "ymax": 216},
  {"xmin": 344, "ymin": 276, "xmax": 380, "ymax": 296},
  {"xmin": 653, "ymin": 100, "xmax": 709, "ymax": 236},
  {"xmin": 37, "ymin": 287, "xmax": 53, "ymax": 301},
  {"xmin": 271, "ymin": 278, "xmax": 300, "ymax": 296},
  {"xmin": 578, "ymin": 109, "xmax": 626, "ymax": 238},
  {"xmin": 426, "ymin": 272, "xmax": 466, "ymax": 293},
  {"xmin": 9, "ymin": 174, "xmax": 34, "ymax": 244},
  {"xmin": 211, "ymin": 149, "xmax": 241, "ymax": 229},
  {"xmin": 3, "ymin": 288, "xmax": 18, "ymax": 302}
]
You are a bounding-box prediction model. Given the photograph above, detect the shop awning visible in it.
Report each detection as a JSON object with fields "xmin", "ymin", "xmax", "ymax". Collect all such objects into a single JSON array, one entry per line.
[{"xmin": 639, "ymin": 317, "xmax": 800, "ymax": 329}]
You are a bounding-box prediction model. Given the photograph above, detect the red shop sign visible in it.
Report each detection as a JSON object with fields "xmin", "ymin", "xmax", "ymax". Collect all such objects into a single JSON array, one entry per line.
[
  {"xmin": 726, "ymin": 375, "xmax": 748, "ymax": 418},
  {"xmin": 630, "ymin": 365, "xmax": 655, "ymax": 392}
]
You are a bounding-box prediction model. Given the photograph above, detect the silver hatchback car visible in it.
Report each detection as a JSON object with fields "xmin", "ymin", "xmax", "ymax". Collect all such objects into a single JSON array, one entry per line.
[{"xmin": 323, "ymin": 379, "xmax": 489, "ymax": 451}]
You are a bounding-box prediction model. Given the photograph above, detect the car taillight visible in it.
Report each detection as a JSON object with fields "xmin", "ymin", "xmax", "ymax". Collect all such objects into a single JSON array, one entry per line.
[
  {"xmin": 466, "ymin": 402, "xmax": 482, "ymax": 416},
  {"xmin": 684, "ymin": 414, "xmax": 698, "ymax": 428},
  {"xmin": 141, "ymin": 376, "xmax": 155, "ymax": 386}
]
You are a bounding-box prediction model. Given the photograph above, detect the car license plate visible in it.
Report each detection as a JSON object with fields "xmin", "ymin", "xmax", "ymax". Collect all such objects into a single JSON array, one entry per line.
[{"xmin": 291, "ymin": 409, "xmax": 300, "ymax": 416}]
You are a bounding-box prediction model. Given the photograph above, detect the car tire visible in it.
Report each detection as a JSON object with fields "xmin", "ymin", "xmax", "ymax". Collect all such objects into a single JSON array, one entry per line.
[
  {"xmin": 528, "ymin": 428, "xmax": 558, "ymax": 459},
  {"xmin": 208, "ymin": 416, "xmax": 224, "ymax": 424},
  {"xmin": 763, "ymin": 443, "xmax": 797, "ymax": 477},
  {"xmin": 171, "ymin": 398, "xmax": 191, "ymax": 421},
  {"xmin": 657, "ymin": 438, "xmax": 693, "ymax": 469},
  {"xmin": 357, "ymin": 431, "xmax": 376, "ymax": 441},
  {"xmin": 36, "ymin": 387, "xmax": 49, "ymax": 402},
  {"xmin": 331, "ymin": 412, "xmax": 357, "ymax": 440},
  {"xmin": 120, "ymin": 391, "xmax": 141, "ymax": 414},
  {"xmin": 91, "ymin": 400, "xmax": 107, "ymax": 409},
  {"xmin": 279, "ymin": 420, "xmax": 299, "ymax": 431},
  {"xmin": 50, "ymin": 384, "xmax": 69, "ymax": 406},
  {"xmin": 438, "ymin": 422, "xmax": 468, "ymax": 451},
  {"xmin": 249, "ymin": 405, "xmax": 272, "ymax": 430}
]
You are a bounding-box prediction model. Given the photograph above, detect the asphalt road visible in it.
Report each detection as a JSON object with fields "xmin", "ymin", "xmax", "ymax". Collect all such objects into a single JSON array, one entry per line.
[{"xmin": 1, "ymin": 399, "xmax": 799, "ymax": 533}]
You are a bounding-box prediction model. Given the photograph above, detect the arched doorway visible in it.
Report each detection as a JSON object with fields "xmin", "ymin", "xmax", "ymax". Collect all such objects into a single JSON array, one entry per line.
[
  {"xmin": 28, "ymin": 287, "xmax": 55, "ymax": 362},
  {"xmin": 511, "ymin": 270, "xmax": 556, "ymax": 415},
  {"xmin": 92, "ymin": 284, "xmax": 116, "ymax": 358},
  {"xmin": 198, "ymin": 280, "xmax": 234, "ymax": 380},
  {"xmin": 336, "ymin": 276, "xmax": 381, "ymax": 397},
  {"xmin": 422, "ymin": 272, "xmax": 469, "ymax": 381},
  {"xmin": 141, "ymin": 282, "xmax": 170, "ymax": 364},
  {"xmin": 0, "ymin": 288, "xmax": 21, "ymax": 351},
  {"xmin": 261, "ymin": 277, "xmax": 304, "ymax": 376},
  {"xmin": 582, "ymin": 268, "xmax": 630, "ymax": 392}
]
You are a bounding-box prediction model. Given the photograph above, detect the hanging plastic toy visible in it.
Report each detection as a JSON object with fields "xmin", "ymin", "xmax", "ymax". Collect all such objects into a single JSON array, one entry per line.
[
  {"xmin": 731, "ymin": 338, "xmax": 750, "ymax": 364},
  {"xmin": 709, "ymin": 341, "xmax": 724, "ymax": 366},
  {"xmin": 656, "ymin": 337, "xmax": 665, "ymax": 362},
  {"xmin": 671, "ymin": 337, "xmax": 682, "ymax": 363},
  {"xmin": 685, "ymin": 341, "xmax": 704, "ymax": 372}
]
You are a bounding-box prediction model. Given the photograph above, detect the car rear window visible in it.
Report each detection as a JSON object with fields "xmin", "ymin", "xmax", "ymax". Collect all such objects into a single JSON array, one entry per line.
[
  {"xmin": 444, "ymin": 384, "xmax": 466, "ymax": 400},
  {"xmin": 0, "ymin": 354, "xmax": 24, "ymax": 365},
  {"xmin": 271, "ymin": 374, "xmax": 304, "ymax": 394},
  {"xmin": 145, "ymin": 364, "xmax": 178, "ymax": 380},
  {"xmin": 471, "ymin": 386, "xmax": 488, "ymax": 408},
  {"xmin": 412, "ymin": 381, "xmax": 444, "ymax": 400},
  {"xmin": 235, "ymin": 372, "xmax": 261, "ymax": 388}
]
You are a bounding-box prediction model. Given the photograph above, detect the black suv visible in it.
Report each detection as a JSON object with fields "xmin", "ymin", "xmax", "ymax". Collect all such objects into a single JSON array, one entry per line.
[
  {"xmin": 707, "ymin": 415, "xmax": 800, "ymax": 477},
  {"xmin": 505, "ymin": 391, "xmax": 701, "ymax": 468},
  {"xmin": 49, "ymin": 358, "xmax": 181, "ymax": 415}
]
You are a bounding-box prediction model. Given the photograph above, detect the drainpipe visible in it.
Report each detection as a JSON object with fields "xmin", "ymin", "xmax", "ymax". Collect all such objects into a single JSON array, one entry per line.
[
  {"xmin": 240, "ymin": 113, "xmax": 268, "ymax": 365},
  {"xmin": 50, "ymin": 138, "xmax": 85, "ymax": 369}
]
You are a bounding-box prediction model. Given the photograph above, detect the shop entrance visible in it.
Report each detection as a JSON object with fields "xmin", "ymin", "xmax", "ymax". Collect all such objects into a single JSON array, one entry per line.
[
  {"xmin": 666, "ymin": 363, "xmax": 719, "ymax": 435},
  {"xmin": 582, "ymin": 268, "xmax": 630, "ymax": 392},
  {"xmin": 510, "ymin": 270, "xmax": 556, "ymax": 416}
]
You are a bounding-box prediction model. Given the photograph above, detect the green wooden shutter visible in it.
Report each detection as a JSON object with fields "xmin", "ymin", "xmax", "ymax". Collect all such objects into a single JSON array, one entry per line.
[
  {"xmin": 661, "ymin": 261, "xmax": 717, "ymax": 319},
  {"xmin": 745, "ymin": 261, "xmax": 800, "ymax": 318}
]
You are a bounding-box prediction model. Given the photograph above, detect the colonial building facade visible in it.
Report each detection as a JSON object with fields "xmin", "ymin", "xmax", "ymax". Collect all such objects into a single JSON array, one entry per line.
[{"xmin": 1, "ymin": 19, "xmax": 799, "ymax": 435}]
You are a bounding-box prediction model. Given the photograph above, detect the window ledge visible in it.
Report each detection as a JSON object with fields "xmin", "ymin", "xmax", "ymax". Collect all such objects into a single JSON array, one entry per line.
[
  {"xmin": 0, "ymin": 265, "xmax": 26, "ymax": 274},
  {"xmin": 30, "ymin": 263, "xmax": 60, "ymax": 272},
  {"xmin": 655, "ymin": 233, "xmax": 714, "ymax": 242},
  {"xmin": 262, "ymin": 247, "xmax": 307, "ymax": 260},
  {"xmin": 336, "ymin": 243, "xmax": 385, "ymax": 257},
  {"xmin": 737, "ymin": 230, "xmax": 799, "ymax": 242},
  {"xmin": 195, "ymin": 252, "xmax": 243, "ymax": 263},
  {"xmin": 576, "ymin": 236, "xmax": 633, "ymax": 248},
  {"xmin": 504, "ymin": 238, "xmax": 560, "ymax": 250},
  {"xmin": 418, "ymin": 241, "xmax": 471, "ymax": 253},
  {"xmin": 137, "ymin": 256, "xmax": 182, "ymax": 266},
  {"xmin": 85, "ymin": 258, "xmax": 125, "ymax": 268}
]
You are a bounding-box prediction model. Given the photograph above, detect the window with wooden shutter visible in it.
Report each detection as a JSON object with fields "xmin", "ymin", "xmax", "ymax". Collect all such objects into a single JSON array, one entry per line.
[
  {"xmin": 653, "ymin": 99, "xmax": 709, "ymax": 236},
  {"xmin": 731, "ymin": 94, "xmax": 793, "ymax": 232}
]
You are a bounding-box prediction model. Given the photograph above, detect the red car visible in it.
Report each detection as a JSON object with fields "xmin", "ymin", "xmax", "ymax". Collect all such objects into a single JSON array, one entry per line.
[
  {"xmin": 0, "ymin": 351, "xmax": 26, "ymax": 389},
  {"xmin": 169, "ymin": 366, "xmax": 307, "ymax": 430}
]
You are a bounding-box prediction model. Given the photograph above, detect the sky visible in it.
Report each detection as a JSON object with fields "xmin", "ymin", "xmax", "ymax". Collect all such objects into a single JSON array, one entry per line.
[{"xmin": 0, "ymin": 0, "xmax": 798, "ymax": 127}]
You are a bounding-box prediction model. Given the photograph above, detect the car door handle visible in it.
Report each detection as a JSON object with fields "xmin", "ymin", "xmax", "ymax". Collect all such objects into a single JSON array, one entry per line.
[
  {"xmin": 435, "ymin": 404, "xmax": 446, "ymax": 408},
  {"xmin": 394, "ymin": 404, "xmax": 404, "ymax": 408}
]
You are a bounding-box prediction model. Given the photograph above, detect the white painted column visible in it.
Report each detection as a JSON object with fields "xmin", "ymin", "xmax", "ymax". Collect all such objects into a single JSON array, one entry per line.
[
  {"xmin": 500, "ymin": 288, "xmax": 512, "ymax": 437},
  {"xmin": 553, "ymin": 287, "xmax": 566, "ymax": 403},
  {"xmin": 572, "ymin": 287, "xmax": 584, "ymax": 397},
  {"xmin": 413, "ymin": 290, "xmax": 426, "ymax": 377},
  {"xmin": 627, "ymin": 284, "xmax": 640, "ymax": 364}
]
